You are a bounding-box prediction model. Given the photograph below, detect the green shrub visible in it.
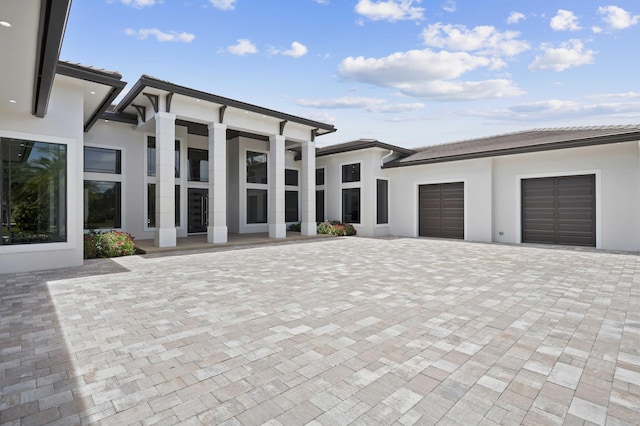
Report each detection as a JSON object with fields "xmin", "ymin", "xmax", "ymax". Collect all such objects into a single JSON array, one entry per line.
[
  {"xmin": 288, "ymin": 222, "xmax": 301, "ymax": 232},
  {"xmin": 317, "ymin": 220, "xmax": 356, "ymax": 236},
  {"xmin": 84, "ymin": 230, "xmax": 136, "ymax": 259}
]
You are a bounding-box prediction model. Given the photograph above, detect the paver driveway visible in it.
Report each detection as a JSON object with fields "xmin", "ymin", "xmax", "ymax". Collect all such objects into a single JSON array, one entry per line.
[{"xmin": 1, "ymin": 237, "xmax": 639, "ymax": 425}]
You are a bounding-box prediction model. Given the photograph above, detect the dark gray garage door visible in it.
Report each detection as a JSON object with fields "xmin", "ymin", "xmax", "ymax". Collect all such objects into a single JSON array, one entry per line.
[
  {"xmin": 419, "ymin": 182, "xmax": 464, "ymax": 239},
  {"xmin": 521, "ymin": 174, "xmax": 596, "ymax": 247}
]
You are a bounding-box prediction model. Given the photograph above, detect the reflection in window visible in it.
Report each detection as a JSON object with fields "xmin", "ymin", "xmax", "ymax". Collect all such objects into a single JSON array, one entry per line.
[
  {"xmin": 84, "ymin": 146, "xmax": 121, "ymax": 174},
  {"xmin": 247, "ymin": 189, "xmax": 267, "ymax": 223},
  {"xmin": 84, "ymin": 181, "xmax": 121, "ymax": 229},
  {"xmin": 342, "ymin": 163, "xmax": 360, "ymax": 183},
  {"xmin": 342, "ymin": 188, "xmax": 360, "ymax": 224},
  {"xmin": 316, "ymin": 190, "xmax": 325, "ymax": 222},
  {"xmin": 188, "ymin": 148, "xmax": 208, "ymax": 182},
  {"xmin": 247, "ymin": 151, "xmax": 267, "ymax": 184},
  {"xmin": 285, "ymin": 190, "xmax": 298, "ymax": 222},
  {"xmin": 1, "ymin": 138, "xmax": 67, "ymax": 244}
]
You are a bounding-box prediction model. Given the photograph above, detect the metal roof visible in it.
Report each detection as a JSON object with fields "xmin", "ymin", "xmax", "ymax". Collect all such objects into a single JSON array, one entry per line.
[{"xmin": 386, "ymin": 125, "xmax": 640, "ymax": 168}]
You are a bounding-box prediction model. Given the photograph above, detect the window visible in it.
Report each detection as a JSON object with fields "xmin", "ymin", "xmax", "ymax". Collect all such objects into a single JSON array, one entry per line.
[
  {"xmin": 84, "ymin": 181, "xmax": 121, "ymax": 229},
  {"xmin": 316, "ymin": 168, "xmax": 324, "ymax": 186},
  {"xmin": 247, "ymin": 151, "xmax": 267, "ymax": 184},
  {"xmin": 188, "ymin": 148, "xmax": 208, "ymax": 182},
  {"xmin": 247, "ymin": 189, "xmax": 268, "ymax": 223},
  {"xmin": 342, "ymin": 188, "xmax": 360, "ymax": 223},
  {"xmin": 285, "ymin": 169, "xmax": 298, "ymax": 186},
  {"xmin": 376, "ymin": 179, "xmax": 388, "ymax": 224},
  {"xmin": 148, "ymin": 137, "xmax": 180, "ymax": 178},
  {"xmin": 1, "ymin": 138, "xmax": 67, "ymax": 245},
  {"xmin": 316, "ymin": 190, "xmax": 325, "ymax": 222},
  {"xmin": 84, "ymin": 146, "xmax": 121, "ymax": 174},
  {"xmin": 147, "ymin": 184, "xmax": 180, "ymax": 227},
  {"xmin": 342, "ymin": 163, "xmax": 360, "ymax": 183},
  {"xmin": 285, "ymin": 191, "xmax": 298, "ymax": 222}
]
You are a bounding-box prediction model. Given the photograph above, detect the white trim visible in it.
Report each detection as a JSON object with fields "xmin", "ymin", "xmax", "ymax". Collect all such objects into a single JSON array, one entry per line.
[
  {"xmin": 515, "ymin": 169, "xmax": 601, "ymax": 248},
  {"xmin": 83, "ymin": 143, "xmax": 125, "ymax": 232},
  {"xmin": 414, "ymin": 179, "xmax": 468, "ymax": 240},
  {"xmin": 0, "ymin": 130, "xmax": 77, "ymax": 253}
]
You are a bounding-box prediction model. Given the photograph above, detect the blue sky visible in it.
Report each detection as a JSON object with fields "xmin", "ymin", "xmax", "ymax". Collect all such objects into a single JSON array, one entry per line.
[{"xmin": 61, "ymin": 0, "xmax": 640, "ymax": 148}]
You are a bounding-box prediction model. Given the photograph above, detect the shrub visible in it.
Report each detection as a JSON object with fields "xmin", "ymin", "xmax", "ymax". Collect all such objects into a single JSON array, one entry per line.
[
  {"xmin": 84, "ymin": 230, "xmax": 136, "ymax": 259},
  {"xmin": 288, "ymin": 222, "xmax": 301, "ymax": 232},
  {"xmin": 317, "ymin": 220, "xmax": 356, "ymax": 236}
]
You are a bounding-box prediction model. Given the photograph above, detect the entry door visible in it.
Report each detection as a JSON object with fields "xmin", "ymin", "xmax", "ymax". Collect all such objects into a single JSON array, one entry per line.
[
  {"xmin": 419, "ymin": 182, "xmax": 464, "ymax": 239},
  {"xmin": 521, "ymin": 174, "xmax": 595, "ymax": 247},
  {"xmin": 188, "ymin": 188, "xmax": 208, "ymax": 233}
]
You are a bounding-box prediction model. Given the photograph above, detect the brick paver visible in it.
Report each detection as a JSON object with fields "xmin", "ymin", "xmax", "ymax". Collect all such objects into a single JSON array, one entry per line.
[{"xmin": 1, "ymin": 237, "xmax": 639, "ymax": 425}]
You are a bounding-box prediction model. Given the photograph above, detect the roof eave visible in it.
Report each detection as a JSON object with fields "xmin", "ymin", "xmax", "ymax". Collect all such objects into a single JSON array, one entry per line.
[
  {"xmin": 32, "ymin": 0, "xmax": 72, "ymax": 118},
  {"xmin": 384, "ymin": 132, "xmax": 640, "ymax": 168},
  {"xmin": 115, "ymin": 75, "xmax": 336, "ymax": 134}
]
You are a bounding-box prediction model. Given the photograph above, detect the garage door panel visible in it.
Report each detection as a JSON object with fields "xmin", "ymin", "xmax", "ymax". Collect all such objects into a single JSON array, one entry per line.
[
  {"xmin": 419, "ymin": 182, "xmax": 464, "ymax": 239},
  {"xmin": 522, "ymin": 175, "xmax": 595, "ymax": 247}
]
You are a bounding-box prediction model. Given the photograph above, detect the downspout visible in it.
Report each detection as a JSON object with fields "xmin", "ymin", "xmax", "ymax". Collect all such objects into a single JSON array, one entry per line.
[{"xmin": 381, "ymin": 149, "xmax": 394, "ymax": 167}]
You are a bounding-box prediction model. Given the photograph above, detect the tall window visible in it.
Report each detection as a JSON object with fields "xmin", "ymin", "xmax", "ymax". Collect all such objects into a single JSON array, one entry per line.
[
  {"xmin": 342, "ymin": 163, "xmax": 360, "ymax": 183},
  {"xmin": 84, "ymin": 146, "xmax": 122, "ymax": 230},
  {"xmin": 247, "ymin": 151, "xmax": 267, "ymax": 184},
  {"xmin": 187, "ymin": 148, "xmax": 208, "ymax": 182},
  {"xmin": 285, "ymin": 169, "xmax": 299, "ymax": 222},
  {"xmin": 376, "ymin": 179, "xmax": 389, "ymax": 224},
  {"xmin": 1, "ymin": 138, "xmax": 67, "ymax": 244},
  {"xmin": 316, "ymin": 167, "xmax": 325, "ymax": 222},
  {"xmin": 342, "ymin": 188, "xmax": 360, "ymax": 223},
  {"xmin": 247, "ymin": 189, "xmax": 267, "ymax": 223}
]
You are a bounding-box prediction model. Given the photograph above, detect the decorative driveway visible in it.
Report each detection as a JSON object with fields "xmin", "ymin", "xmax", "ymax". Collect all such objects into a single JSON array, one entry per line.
[{"xmin": 1, "ymin": 237, "xmax": 639, "ymax": 425}]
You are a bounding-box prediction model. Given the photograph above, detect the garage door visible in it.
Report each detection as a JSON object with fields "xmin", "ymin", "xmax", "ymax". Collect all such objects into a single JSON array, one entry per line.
[
  {"xmin": 521, "ymin": 174, "xmax": 595, "ymax": 247},
  {"xmin": 419, "ymin": 182, "xmax": 464, "ymax": 239}
]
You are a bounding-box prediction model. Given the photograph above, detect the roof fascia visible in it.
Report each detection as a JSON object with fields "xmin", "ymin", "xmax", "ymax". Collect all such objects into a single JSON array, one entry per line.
[
  {"xmin": 99, "ymin": 111, "xmax": 138, "ymax": 125},
  {"xmin": 116, "ymin": 76, "xmax": 337, "ymax": 135},
  {"xmin": 384, "ymin": 132, "xmax": 640, "ymax": 168},
  {"xmin": 32, "ymin": 0, "xmax": 72, "ymax": 118}
]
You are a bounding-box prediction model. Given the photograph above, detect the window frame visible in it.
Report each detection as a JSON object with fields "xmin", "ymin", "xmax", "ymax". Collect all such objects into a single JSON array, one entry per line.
[
  {"xmin": 83, "ymin": 143, "xmax": 125, "ymax": 231},
  {"xmin": 341, "ymin": 162, "xmax": 361, "ymax": 183},
  {"xmin": 315, "ymin": 166, "xmax": 326, "ymax": 223},
  {"xmin": 376, "ymin": 178, "xmax": 389, "ymax": 225}
]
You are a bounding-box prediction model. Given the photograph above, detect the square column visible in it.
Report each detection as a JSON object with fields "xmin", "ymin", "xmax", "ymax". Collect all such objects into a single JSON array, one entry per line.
[
  {"xmin": 154, "ymin": 112, "xmax": 177, "ymax": 247},
  {"xmin": 300, "ymin": 140, "xmax": 316, "ymax": 235},
  {"xmin": 208, "ymin": 122, "xmax": 228, "ymax": 243},
  {"xmin": 269, "ymin": 135, "xmax": 286, "ymax": 238}
]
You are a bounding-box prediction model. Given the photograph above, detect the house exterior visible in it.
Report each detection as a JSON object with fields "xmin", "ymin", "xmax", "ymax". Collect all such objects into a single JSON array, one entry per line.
[{"xmin": 2, "ymin": 2, "xmax": 640, "ymax": 274}]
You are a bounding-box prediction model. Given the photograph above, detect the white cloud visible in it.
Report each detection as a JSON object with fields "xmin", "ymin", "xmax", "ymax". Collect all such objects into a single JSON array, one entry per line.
[
  {"xmin": 355, "ymin": 0, "xmax": 424, "ymax": 22},
  {"xmin": 550, "ymin": 9, "xmax": 582, "ymax": 31},
  {"xmin": 313, "ymin": 0, "xmax": 329, "ymax": 4},
  {"xmin": 209, "ymin": 0, "xmax": 236, "ymax": 11},
  {"xmin": 592, "ymin": 26, "xmax": 603, "ymax": 34},
  {"xmin": 529, "ymin": 39, "xmax": 595, "ymax": 72},
  {"xmin": 124, "ymin": 28, "xmax": 195, "ymax": 42},
  {"xmin": 507, "ymin": 12, "xmax": 525, "ymax": 25},
  {"xmin": 421, "ymin": 23, "xmax": 530, "ymax": 57},
  {"xmin": 598, "ymin": 5, "xmax": 639, "ymax": 30},
  {"xmin": 297, "ymin": 96, "xmax": 424, "ymax": 112},
  {"xmin": 116, "ymin": 0, "xmax": 156, "ymax": 8},
  {"xmin": 281, "ymin": 41, "xmax": 308, "ymax": 58},
  {"xmin": 338, "ymin": 49, "xmax": 523, "ymax": 100},
  {"xmin": 228, "ymin": 39, "xmax": 257, "ymax": 55},
  {"xmin": 442, "ymin": 0, "xmax": 456, "ymax": 13}
]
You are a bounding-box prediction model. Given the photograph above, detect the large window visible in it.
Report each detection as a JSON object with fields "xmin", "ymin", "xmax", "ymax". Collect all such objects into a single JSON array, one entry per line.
[
  {"xmin": 84, "ymin": 181, "xmax": 121, "ymax": 229},
  {"xmin": 147, "ymin": 184, "xmax": 180, "ymax": 228},
  {"xmin": 377, "ymin": 179, "xmax": 389, "ymax": 225},
  {"xmin": 147, "ymin": 137, "xmax": 180, "ymax": 178},
  {"xmin": 316, "ymin": 190, "xmax": 325, "ymax": 222},
  {"xmin": 342, "ymin": 163, "xmax": 360, "ymax": 183},
  {"xmin": 247, "ymin": 189, "xmax": 268, "ymax": 223},
  {"xmin": 247, "ymin": 151, "xmax": 267, "ymax": 184},
  {"xmin": 1, "ymin": 138, "xmax": 67, "ymax": 245},
  {"xmin": 84, "ymin": 146, "xmax": 121, "ymax": 174},
  {"xmin": 187, "ymin": 148, "xmax": 208, "ymax": 182},
  {"xmin": 342, "ymin": 188, "xmax": 360, "ymax": 223},
  {"xmin": 285, "ymin": 190, "xmax": 298, "ymax": 222}
]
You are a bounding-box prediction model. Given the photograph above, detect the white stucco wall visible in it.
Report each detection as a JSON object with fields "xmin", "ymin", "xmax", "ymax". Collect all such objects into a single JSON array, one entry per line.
[
  {"xmin": 0, "ymin": 79, "xmax": 85, "ymax": 273},
  {"xmin": 384, "ymin": 157, "xmax": 493, "ymax": 242},
  {"xmin": 492, "ymin": 141, "xmax": 640, "ymax": 251}
]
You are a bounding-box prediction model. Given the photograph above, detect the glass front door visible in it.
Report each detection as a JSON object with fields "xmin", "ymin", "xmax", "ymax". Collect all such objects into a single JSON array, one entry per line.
[{"xmin": 188, "ymin": 188, "xmax": 208, "ymax": 233}]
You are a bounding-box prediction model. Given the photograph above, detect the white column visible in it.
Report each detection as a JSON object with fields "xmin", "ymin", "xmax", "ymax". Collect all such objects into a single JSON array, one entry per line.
[
  {"xmin": 269, "ymin": 135, "xmax": 286, "ymax": 238},
  {"xmin": 300, "ymin": 140, "xmax": 316, "ymax": 235},
  {"xmin": 208, "ymin": 122, "xmax": 228, "ymax": 243},
  {"xmin": 154, "ymin": 111, "xmax": 177, "ymax": 247}
]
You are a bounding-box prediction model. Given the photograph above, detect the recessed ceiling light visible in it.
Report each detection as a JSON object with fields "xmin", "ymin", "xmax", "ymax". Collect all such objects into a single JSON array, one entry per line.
[
  {"xmin": 9, "ymin": 99, "xmax": 16, "ymax": 103},
  {"xmin": 0, "ymin": 21, "xmax": 11, "ymax": 28},
  {"xmin": 90, "ymin": 91, "xmax": 96, "ymax": 95}
]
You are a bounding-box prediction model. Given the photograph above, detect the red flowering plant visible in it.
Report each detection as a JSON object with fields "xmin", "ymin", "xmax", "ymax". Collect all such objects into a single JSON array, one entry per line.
[{"xmin": 317, "ymin": 220, "xmax": 356, "ymax": 236}]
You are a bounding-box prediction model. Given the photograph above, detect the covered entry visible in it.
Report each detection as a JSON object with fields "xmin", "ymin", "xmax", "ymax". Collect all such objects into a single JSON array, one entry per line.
[
  {"xmin": 418, "ymin": 182, "xmax": 464, "ymax": 239},
  {"xmin": 521, "ymin": 174, "xmax": 596, "ymax": 247}
]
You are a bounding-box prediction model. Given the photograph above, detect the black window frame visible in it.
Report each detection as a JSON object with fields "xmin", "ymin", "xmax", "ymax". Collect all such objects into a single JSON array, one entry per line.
[
  {"xmin": 342, "ymin": 163, "xmax": 361, "ymax": 183},
  {"xmin": 84, "ymin": 146, "xmax": 121, "ymax": 174},
  {"xmin": 246, "ymin": 151, "xmax": 268, "ymax": 184},
  {"xmin": 376, "ymin": 179, "xmax": 389, "ymax": 225},
  {"xmin": 285, "ymin": 169, "xmax": 299, "ymax": 186},
  {"xmin": 342, "ymin": 188, "xmax": 361, "ymax": 224}
]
